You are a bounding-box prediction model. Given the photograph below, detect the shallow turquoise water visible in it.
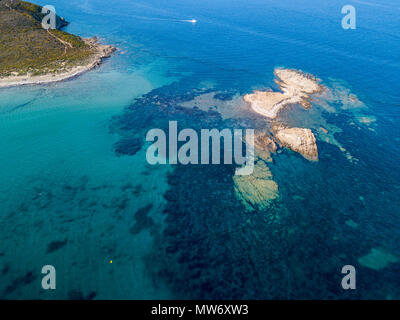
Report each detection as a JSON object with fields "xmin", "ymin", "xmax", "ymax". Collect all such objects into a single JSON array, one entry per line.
[{"xmin": 0, "ymin": 0, "xmax": 399, "ymax": 299}]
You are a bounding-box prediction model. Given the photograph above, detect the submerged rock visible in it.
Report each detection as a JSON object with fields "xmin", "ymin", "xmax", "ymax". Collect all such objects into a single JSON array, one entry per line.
[
  {"xmin": 233, "ymin": 161, "xmax": 278, "ymax": 210},
  {"xmin": 254, "ymin": 131, "xmax": 277, "ymax": 162},
  {"xmin": 273, "ymin": 126, "xmax": 318, "ymax": 161},
  {"xmin": 358, "ymin": 248, "xmax": 399, "ymax": 270}
]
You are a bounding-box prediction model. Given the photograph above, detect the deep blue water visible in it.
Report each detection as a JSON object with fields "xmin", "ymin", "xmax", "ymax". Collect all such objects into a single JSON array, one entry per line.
[{"xmin": 0, "ymin": 0, "xmax": 399, "ymax": 299}]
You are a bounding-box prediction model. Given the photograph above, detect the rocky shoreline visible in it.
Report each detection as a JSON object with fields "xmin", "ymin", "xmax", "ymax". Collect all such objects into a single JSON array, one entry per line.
[{"xmin": 0, "ymin": 37, "xmax": 116, "ymax": 88}]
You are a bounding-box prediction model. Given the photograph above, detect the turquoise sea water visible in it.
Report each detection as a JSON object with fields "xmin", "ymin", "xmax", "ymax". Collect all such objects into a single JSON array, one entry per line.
[{"xmin": 0, "ymin": 0, "xmax": 399, "ymax": 299}]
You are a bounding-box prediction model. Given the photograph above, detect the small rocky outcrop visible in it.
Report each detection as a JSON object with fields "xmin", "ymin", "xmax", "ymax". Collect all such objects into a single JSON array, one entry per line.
[
  {"xmin": 244, "ymin": 68, "xmax": 324, "ymax": 119},
  {"xmin": 273, "ymin": 126, "xmax": 318, "ymax": 161}
]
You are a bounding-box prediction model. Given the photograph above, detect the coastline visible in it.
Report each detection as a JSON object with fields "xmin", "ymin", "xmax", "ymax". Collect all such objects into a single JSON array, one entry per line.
[{"xmin": 0, "ymin": 38, "xmax": 116, "ymax": 89}]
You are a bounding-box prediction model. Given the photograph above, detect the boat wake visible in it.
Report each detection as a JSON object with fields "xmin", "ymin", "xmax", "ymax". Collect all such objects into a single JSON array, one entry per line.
[{"xmin": 133, "ymin": 16, "xmax": 197, "ymax": 23}]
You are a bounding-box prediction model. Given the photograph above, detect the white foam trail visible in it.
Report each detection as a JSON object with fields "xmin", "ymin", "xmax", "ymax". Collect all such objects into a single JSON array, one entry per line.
[
  {"xmin": 130, "ymin": 16, "xmax": 197, "ymax": 23},
  {"xmin": 182, "ymin": 19, "xmax": 197, "ymax": 23}
]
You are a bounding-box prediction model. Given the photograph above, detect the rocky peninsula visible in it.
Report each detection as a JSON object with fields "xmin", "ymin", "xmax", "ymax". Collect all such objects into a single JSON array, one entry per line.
[{"xmin": 0, "ymin": 0, "xmax": 115, "ymax": 88}]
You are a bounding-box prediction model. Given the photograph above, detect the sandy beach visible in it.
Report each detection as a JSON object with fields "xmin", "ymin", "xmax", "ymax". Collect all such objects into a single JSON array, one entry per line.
[{"xmin": 0, "ymin": 38, "xmax": 115, "ymax": 88}]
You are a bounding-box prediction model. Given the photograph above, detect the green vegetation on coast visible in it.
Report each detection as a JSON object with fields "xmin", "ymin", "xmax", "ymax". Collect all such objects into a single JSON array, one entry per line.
[{"xmin": 0, "ymin": 0, "xmax": 96, "ymax": 77}]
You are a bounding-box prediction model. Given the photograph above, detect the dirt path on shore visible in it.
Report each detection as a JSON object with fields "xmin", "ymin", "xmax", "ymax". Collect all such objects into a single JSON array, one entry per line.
[{"xmin": 47, "ymin": 30, "xmax": 73, "ymax": 55}]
